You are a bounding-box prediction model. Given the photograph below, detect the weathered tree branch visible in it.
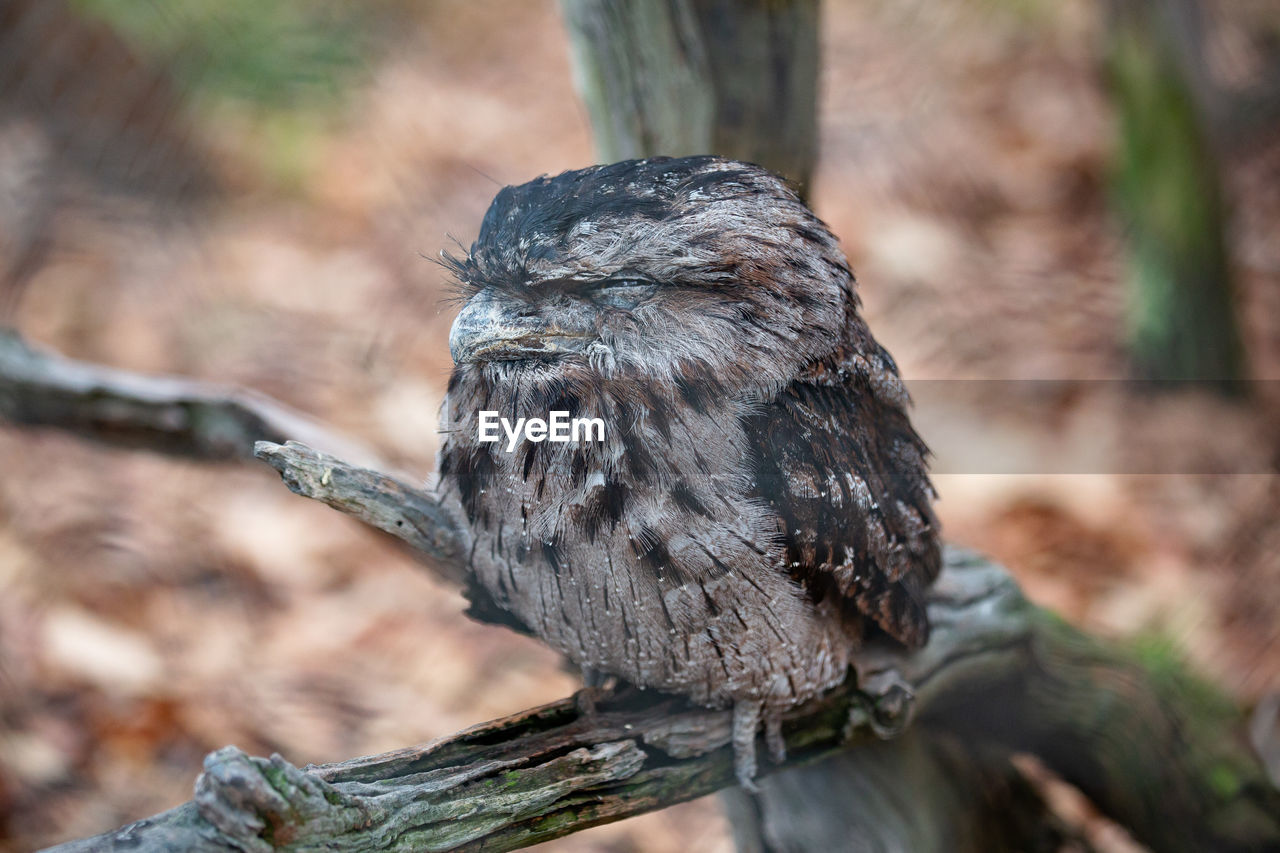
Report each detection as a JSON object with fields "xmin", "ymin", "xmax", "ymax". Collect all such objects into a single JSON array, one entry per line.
[
  {"xmin": 40, "ymin": 544, "xmax": 1084, "ymax": 853},
  {"xmin": 45, "ymin": 441, "xmax": 1280, "ymax": 853},
  {"xmin": 253, "ymin": 440, "xmax": 466, "ymax": 585},
  {"xmin": 0, "ymin": 329, "xmax": 378, "ymax": 465}
]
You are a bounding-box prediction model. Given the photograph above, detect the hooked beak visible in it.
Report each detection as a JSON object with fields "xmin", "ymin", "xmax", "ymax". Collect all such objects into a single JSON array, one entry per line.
[{"xmin": 449, "ymin": 289, "xmax": 590, "ymax": 365}]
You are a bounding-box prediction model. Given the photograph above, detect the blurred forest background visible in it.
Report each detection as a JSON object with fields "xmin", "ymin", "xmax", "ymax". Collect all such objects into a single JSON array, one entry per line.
[{"xmin": 1, "ymin": 0, "xmax": 1279, "ymax": 850}]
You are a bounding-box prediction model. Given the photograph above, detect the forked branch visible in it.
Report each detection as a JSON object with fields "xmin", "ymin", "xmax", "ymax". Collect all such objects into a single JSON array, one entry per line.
[
  {"xmin": 44, "ymin": 441, "xmax": 1280, "ymax": 853},
  {"xmin": 46, "ymin": 538, "xmax": 1033, "ymax": 852}
]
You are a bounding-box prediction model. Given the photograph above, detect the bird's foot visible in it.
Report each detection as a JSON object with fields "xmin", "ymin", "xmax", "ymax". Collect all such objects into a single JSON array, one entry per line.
[{"xmin": 731, "ymin": 700, "xmax": 762, "ymax": 791}]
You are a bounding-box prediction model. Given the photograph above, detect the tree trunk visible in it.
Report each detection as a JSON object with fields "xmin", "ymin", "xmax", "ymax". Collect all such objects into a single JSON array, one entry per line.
[
  {"xmin": 560, "ymin": 0, "xmax": 819, "ymax": 195},
  {"xmin": 1107, "ymin": 0, "xmax": 1247, "ymax": 390}
]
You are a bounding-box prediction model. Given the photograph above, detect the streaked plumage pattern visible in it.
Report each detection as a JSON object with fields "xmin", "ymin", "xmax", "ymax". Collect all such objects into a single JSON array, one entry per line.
[{"xmin": 436, "ymin": 156, "xmax": 939, "ymax": 784}]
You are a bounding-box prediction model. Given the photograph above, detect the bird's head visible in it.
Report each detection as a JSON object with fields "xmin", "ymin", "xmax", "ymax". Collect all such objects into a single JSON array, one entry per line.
[{"xmin": 445, "ymin": 156, "xmax": 855, "ymax": 393}]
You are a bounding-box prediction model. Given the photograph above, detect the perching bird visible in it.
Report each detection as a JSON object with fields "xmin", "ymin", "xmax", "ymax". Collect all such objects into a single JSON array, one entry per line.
[{"xmin": 437, "ymin": 156, "xmax": 940, "ymax": 786}]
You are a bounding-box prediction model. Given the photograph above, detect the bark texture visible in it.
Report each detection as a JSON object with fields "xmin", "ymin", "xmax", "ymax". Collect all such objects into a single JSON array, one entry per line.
[
  {"xmin": 561, "ymin": 0, "xmax": 819, "ymax": 195},
  {"xmin": 38, "ymin": 441, "xmax": 1280, "ymax": 853},
  {"xmin": 0, "ymin": 329, "xmax": 377, "ymax": 465}
]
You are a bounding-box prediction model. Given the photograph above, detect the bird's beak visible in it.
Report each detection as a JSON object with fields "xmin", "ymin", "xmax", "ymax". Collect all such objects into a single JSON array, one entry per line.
[{"xmin": 449, "ymin": 289, "xmax": 590, "ymax": 364}]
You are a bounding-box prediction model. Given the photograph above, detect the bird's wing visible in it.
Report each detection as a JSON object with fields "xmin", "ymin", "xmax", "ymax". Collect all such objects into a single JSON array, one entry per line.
[{"xmin": 745, "ymin": 343, "xmax": 941, "ymax": 648}]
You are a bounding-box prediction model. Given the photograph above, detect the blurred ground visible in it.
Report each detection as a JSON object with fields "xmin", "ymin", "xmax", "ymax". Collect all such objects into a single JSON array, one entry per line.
[{"xmin": 1, "ymin": 0, "xmax": 1278, "ymax": 850}]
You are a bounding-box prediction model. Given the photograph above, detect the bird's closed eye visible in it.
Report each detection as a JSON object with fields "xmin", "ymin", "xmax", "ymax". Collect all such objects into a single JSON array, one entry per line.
[{"xmin": 593, "ymin": 277, "xmax": 657, "ymax": 309}]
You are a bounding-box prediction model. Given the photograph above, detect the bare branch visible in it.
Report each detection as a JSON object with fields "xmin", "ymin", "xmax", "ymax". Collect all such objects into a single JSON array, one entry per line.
[
  {"xmin": 44, "ymin": 441, "xmax": 1280, "ymax": 853},
  {"xmin": 46, "ymin": 553, "xmax": 1034, "ymax": 852},
  {"xmin": 31, "ymin": 438, "xmax": 1279, "ymax": 850},
  {"xmin": 0, "ymin": 329, "xmax": 379, "ymax": 465},
  {"xmin": 253, "ymin": 440, "xmax": 467, "ymax": 584}
]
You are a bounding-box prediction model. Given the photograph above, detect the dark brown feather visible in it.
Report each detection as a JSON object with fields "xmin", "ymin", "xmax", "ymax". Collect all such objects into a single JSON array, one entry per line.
[{"xmin": 747, "ymin": 333, "xmax": 940, "ymax": 648}]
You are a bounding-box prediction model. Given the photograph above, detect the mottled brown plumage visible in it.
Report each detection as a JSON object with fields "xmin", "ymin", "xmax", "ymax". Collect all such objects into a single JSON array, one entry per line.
[{"xmin": 436, "ymin": 156, "xmax": 939, "ymax": 785}]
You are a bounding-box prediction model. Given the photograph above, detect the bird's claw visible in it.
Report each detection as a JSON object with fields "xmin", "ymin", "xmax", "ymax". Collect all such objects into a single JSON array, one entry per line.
[
  {"xmin": 731, "ymin": 699, "xmax": 763, "ymax": 789},
  {"xmin": 731, "ymin": 700, "xmax": 787, "ymax": 790}
]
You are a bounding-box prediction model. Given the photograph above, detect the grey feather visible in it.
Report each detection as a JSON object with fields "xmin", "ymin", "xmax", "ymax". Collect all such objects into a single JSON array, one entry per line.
[{"xmin": 436, "ymin": 156, "xmax": 940, "ymax": 786}]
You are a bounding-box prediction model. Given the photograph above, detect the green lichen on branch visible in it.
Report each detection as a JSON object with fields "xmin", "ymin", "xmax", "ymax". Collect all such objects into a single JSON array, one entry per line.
[{"xmin": 40, "ymin": 442, "xmax": 1280, "ymax": 852}]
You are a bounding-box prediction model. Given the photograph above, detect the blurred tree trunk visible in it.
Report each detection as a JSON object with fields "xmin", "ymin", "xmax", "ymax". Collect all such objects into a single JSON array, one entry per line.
[
  {"xmin": 560, "ymin": 0, "xmax": 819, "ymax": 196},
  {"xmin": 1106, "ymin": 0, "xmax": 1247, "ymax": 391},
  {"xmin": 0, "ymin": 0, "xmax": 216, "ymax": 321},
  {"xmin": 719, "ymin": 736, "xmax": 1087, "ymax": 853}
]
